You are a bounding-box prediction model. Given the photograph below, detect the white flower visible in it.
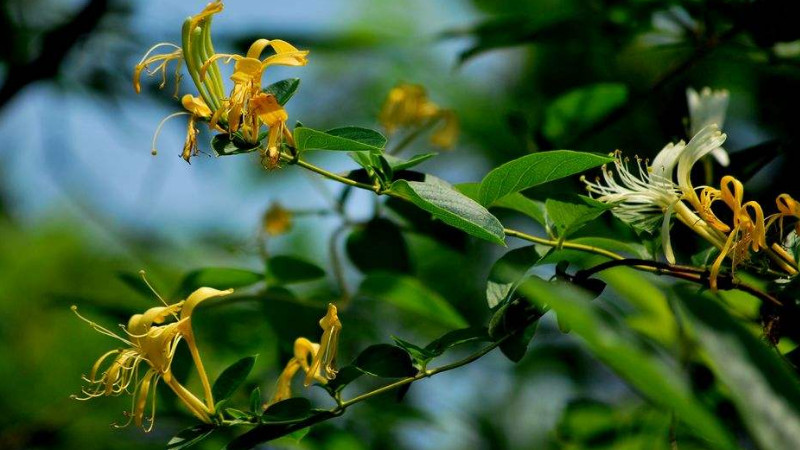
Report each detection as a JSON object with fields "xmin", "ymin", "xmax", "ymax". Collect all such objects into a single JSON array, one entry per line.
[
  {"xmin": 637, "ymin": 6, "xmax": 698, "ymax": 47},
  {"xmin": 687, "ymin": 87, "xmax": 730, "ymax": 166},
  {"xmin": 584, "ymin": 125, "xmax": 729, "ymax": 263}
]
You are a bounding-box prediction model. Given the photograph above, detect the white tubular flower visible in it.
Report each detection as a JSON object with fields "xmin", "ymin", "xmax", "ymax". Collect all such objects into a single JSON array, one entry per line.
[{"xmin": 687, "ymin": 87, "xmax": 730, "ymax": 166}]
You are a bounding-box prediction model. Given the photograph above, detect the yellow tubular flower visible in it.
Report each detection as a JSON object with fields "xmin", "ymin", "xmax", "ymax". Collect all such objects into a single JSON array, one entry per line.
[
  {"xmin": 250, "ymin": 93, "xmax": 288, "ymax": 168},
  {"xmin": 380, "ymin": 83, "xmax": 430, "ymax": 132},
  {"xmin": 430, "ymin": 110, "xmax": 459, "ymax": 150},
  {"xmin": 708, "ymin": 198, "xmax": 768, "ymax": 290},
  {"xmin": 305, "ymin": 304, "xmax": 342, "ymax": 386},
  {"xmin": 72, "ymin": 285, "xmax": 233, "ymax": 430},
  {"xmin": 263, "ymin": 202, "xmax": 292, "ymax": 236},
  {"xmin": 769, "ymin": 194, "xmax": 800, "ymax": 236},
  {"xmin": 133, "ymin": 43, "xmax": 183, "ymax": 96}
]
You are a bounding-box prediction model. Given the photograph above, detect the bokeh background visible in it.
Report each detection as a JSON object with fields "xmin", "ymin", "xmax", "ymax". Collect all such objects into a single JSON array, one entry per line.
[{"xmin": 2, "ymin": 0, "xmax": 799, "ymax": 448}]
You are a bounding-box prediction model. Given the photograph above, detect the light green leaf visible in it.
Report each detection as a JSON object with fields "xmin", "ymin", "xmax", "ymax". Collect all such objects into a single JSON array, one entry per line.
[
  {"xmin": 382, "ymin": 153, "xmax": 437, "ymax": 171},
  {"xmin": 478, "ymin": 151, "xmax": 613, "ymax": 206},
  {"xmin": 390, "ymin": 176, "xmax": 505, "ymax": 245},
  {"xmin": 212, "ymin": 356, "xmax": 257, "ymax": 405},
  {"xmin": 546, "ymin": 195, "xmax": 613, "ymax": 239},
  {"xmin": 517, "ymin": 278, "xmax": 736, "ymax": 449},
  {"xmin": 294, "ymin": 126, "xmax": 386, "ymax": 152},
  {"xmin": 542, "ymin": 83, "xmax": 628, "ymax": 143},
  {"xmin": 357, "ymin": 272, "xmax": 468, "ymax": 329},
  {"xmin": 675, "ymin": 285, "xmax": 800, "ymax": 450},
  {"xmin": 267, "ymin": 255, "xmax": 326, "ymax": 284},
  {"xmin": 262, "ymin": 78, "xmax": 300, "ymax": 106},
  {"xmin": 457, "ymin": 182, "xmax": 547, "ymax": 225}
]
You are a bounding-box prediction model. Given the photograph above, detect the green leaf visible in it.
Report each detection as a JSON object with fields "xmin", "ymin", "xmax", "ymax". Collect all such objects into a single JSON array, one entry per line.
[
  {"xmin": 346, "ymin": 218, "xmax": 410, "ymax": 274},
  {"xmin": 353, "ymin": 344, "xmax": 416, "ymax": 378},
  {"xmin": 294, "ymin": 126, "xmax": 386, "ymax": 152},
  {"xmin": 542, "ymin": 83, "xmax": 628, "ymax": 143},
  {"xmin": 267, "ymin": 255, "xmax": 326, "ymax": 284},
  {"xmin": 516, "ymin": 278, "xmax": 736, "ymax": 448},
  {"xmin": 392, "ymin": 336, "xmax": 437, "ymax": 364},
  {"xmin": 225, "ymin": 412, "xmax": 336, "ymax": 450},
  {"xmin": 358, "ymin": 273, "xmax": 468, "ymax": 329},
  {"xmin": 424, "ymin": 327, "xmax": 491, "ymax": 357},
  {"xmin": 178, "ymin": 268, "xmax": 263, "ymax": 297},
  {"xmin": 478, "ymin": 151, "xmax": 613, "ymax": 206},
  {"xmin": 675, "ymin": 285, "xmax": 800, "ymax": 450},
  {"xmin": 211, "ymin": 132, "xmax": 263, "ymax": 156},
  {"xmin": 457, "ymin": 182, "xmax": 547, "ymax": 226},
  {"xmin": 382, "ymin": 153, "xmax": 437, "ymax": 171},
  {"xmin": 249, "ymin": 387, "xmax": 262, "ymax": 414},
  {"xmin": 390, "ymin": 176, "xmax": 506, "ymax": 245},
  {"xmin": 212, "ymin": 355, "xmax": 257, "ymax": 404},
  {"xmin": 486, "ymin": 245, "xmax": 541, "ymax": 308},
  {"xmin": 262, "ymin": 78, "xmax": 300, "ymax": 106},
  {"xmin": 167, "ymin": 425, "xmax": 215, "ymax": 450},
  {"xmin": 325, "ymin": 365, "xmax": 363, "ymax": 393},
  {"xmin": 262, "ymin": 398, "xmax": 312, "ymax": 423},
  {"xmin": 545, "ymin": 195, "xmax": 613, "ymax": 239}
]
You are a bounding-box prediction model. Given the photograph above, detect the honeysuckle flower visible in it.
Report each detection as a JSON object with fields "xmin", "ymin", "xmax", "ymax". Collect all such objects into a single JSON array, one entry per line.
[
  {"xmin": 379, "ymin": 83, "xmax": 459, "ymax": 150},
  {"xmin": 72, "ymin": 284, "xmax": 233, "ymax": 431},
  {"xmin": 584, "ymin": 125, "xmax": 729, "ymax": 264},
  {"xmin": 687, "ymin": 87, "xmax": 730, "ymax": 166},
  {"xmin": 769, "ymin": 193, "xmax": 800, "ymax": 236},
  {"xmin": 267, "ymin": 304, "xmax": 341, "ymax": 407},
  {"xmin": 637, "ymin": 6, "xmax": 698, "ymax": 48},
  {"xmin": 263, "ymin": 202, "xmax": 292, "ymax": 236}
]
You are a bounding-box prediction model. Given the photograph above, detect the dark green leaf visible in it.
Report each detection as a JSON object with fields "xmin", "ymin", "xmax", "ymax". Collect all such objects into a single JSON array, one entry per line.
[
  {"xmin": 178, "ymin": 268, "xmax": 263, "ymax": 297},
  {"xmin": 267, "ymin": 255, "xmax": 326, "ymax": 284},
  {"xmin": 354, "ymin": 344, "xmax": 416, "ymax": 378},
  {"xmin": 545, "ymin": 195, "xmax": 613, "ymax": 239},
  {"xmin": 346, "ymin": 218, "xmax": 410, "ymax": 274},
  {"xmin": 325, "ymin": 365, "xmax": 363, "ymax": 393},
  {"xmin": 486, "ymin": 245, "xmax": 541, "ymax": 308},
  {"xmin": 294, "ymin": 126, "xmax": 386, "ymax": 152},
  {"xmin": 478, "ymin": 151, "xmax": 613, "ymax": 206},
  {"xmin": 390, "ymin": 176, "xmax": 506, "ymax": 245},
  {"xmin": 262, "ymin": 78, "xmax": 300, "ymax": 106},
  {"xmin": 212, "ymin": 356, "xmax": 257, "ymax": 404},
  {"xmin": 517, "ymin": 278, "xmax": 736, "ymax": 448},
  {"xmin": 500, "ymin": 321, "xmax": 538, "ymax": 362},
  {"xmin": 675, "ymin": 285, "xmax": 800, "ymax": 450},
  {"xmin": 211, "ymin": 133, "xmax": 262, "ymax": 156},
  {"xmin": 357, "ymin": 273, "xmax": 468, "ymax": 329},
  {"xmin": 262, "ymin": 398, "xmax": 312, "ymax": 423},
  {"xmin": 225, "ymin": 411, "xmax": 335, "ymax": 450},
  {"xmin": 424, "ymin": 327, "xmax": 491, "ymax": 356},
  {"xmin": 250, "ymin": 387, "xmax": 262, "ymax": 414},
  {"xmin": 542, "ymin": 83, "xmax": 628, "ymax": 143},
  {"xmin": 167, "ymin": 425, "xmax": 215, "ymax": 450}
]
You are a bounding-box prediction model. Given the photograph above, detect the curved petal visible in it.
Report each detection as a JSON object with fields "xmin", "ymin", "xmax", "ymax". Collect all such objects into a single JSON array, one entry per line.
[
  {"xmin": 661, "ymin": 201, "xmax": 678, "ymax": 264},
  {"xmin": 181, "ymin": 287, "xmax": 234, "ymax": 319}
]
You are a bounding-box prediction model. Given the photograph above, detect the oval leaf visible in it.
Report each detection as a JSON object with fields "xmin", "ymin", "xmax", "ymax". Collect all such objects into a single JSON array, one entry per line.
[
  {"xmin": 390, "ymin": 176, "xmax": 505, "ymax": 245},
  {"xmin": 354, "ymin": 344, "xmax": 416, "ymax": 378},
  {"xmin": 267, "ymin": 255, "xmax": 326, "ymax": 284},
  {"xmin": 262, "ymin": 398, "xmax": 312, "ymax": 423},
  {"xmin": 294, "ymin": 126, "xmax": 386, "ymax": 152},
  {"xmin": 212, "ymin": 355, "xmax": 257, "ymax": 404},
  {"xmin": 358, "ymin": 272, "xmax": 468, "ymax": 329},
  {"xmin": 345, "ymin": 218, "xmax": 411, "ymax": 274},
  {"xmin": 263, "ymin": 78, "xmax": 300, "ymax": 106},
  {"xmin": 478, "ymin": 151, "xmax": 613, "ymax": 206}
]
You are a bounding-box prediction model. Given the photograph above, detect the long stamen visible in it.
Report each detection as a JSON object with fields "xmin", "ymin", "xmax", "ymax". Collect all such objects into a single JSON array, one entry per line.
[
  {"xmin": 150, "ymin": 112, "xmax": 190, "ymax": 156},
  {"xmin": 71, "ymin": 306, "xmax": 133, "ymax": 346}
]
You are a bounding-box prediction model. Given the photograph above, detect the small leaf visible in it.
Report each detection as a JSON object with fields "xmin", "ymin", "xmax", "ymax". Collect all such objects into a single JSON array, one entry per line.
[
  {"xmin": 390, "ymin": 176, "xmax": 506, "ymax": 245},
  {"xmin": 346, "ymin": 218, "xmax": 411, "ymax": 274},
  {"xmin": 542, "ymin": 83, "xmax": 628, "ymax": 144},
  {"xmin": 212, "ymin": 356, "xmax": 257, "ymax": 404},
  {"xmin": 225, "ymin": 411, "xmax": 336, "ymax": 449},
  {"xmin": 545, "ymin": 195, "xmax": 613, "ymax": 239},
  {"xmin": 325, "ymin": 365, "xmax": 363, "ymax": 393},
  {"xmin": 382, "ymin": 153, "xmax": 437, "ymax": 171},
  {"xmin": 424, "ymin": 327, "xmax": 491, "ymax": 357},
  {"xmin": 354, "ymin": 344, "xmax": 416, "ymax": 378},
  {"xmin": 478, "ymin": 151, "xmax": 613, "ymax": 206},
  {"xmin": 294, "ymin": 126, "xmax": 386, "ymax": 152},
  {"xmin": 262, "ymin": 78, "xmax": 300, "ymax": 106},
  {"xmin": 167, "ymin": 425, "xmax": 215, "ymax": 450},
  {"xmin": 393, "ymin": 336, "xmax": 437, "ymax": 364},
  {"xmin": 249, "ymin": 387, "xmax": 262, "ymax": 414},
  {"xmin": 178, "ymin": 268, "xmax": 263, "ymax": 297},
  {"xmin": 262, "ymin": 398, "xmax": 312, "ymax": 423},
  {"xmin": 211, "ymin": 133, "xmax": 262, "ymax": 156},
  {"xmin": 358, "ymin": 273, "xmax": 468, "ymax": 329},
  {"xmin": 486, "ymin": 245, "xmax": 541, "ymax": 308},
  {"xmin": 267, "ymin": 255, "xmax": 326, "ymax": 284}
]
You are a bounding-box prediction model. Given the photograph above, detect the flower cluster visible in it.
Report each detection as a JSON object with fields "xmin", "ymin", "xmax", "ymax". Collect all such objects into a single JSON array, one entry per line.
[
  {"xmin": 72, "ymin": 284, "xmax": 233, "ymax": 430},
  {"xmin": 379, "ymin": 83, "xmax": 459, "ymax": 150},
  {"xmin": 585, "ymin": 88, "xmax": 799, "ymax": 288},
  {"xmin": 134, "ymin": 1, "xmax": 308, "ymax": 166}
]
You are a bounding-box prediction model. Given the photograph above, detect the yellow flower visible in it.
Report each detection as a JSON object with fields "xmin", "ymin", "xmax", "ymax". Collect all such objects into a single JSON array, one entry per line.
[
  {"xmin": 263, "ymin": 202, "xmax": 292, "ymax": 236},
  {"xmin": 379, "ymin": 83, "xmax": 458, "ymax": 150},
  {"xmin": 267, "ymin": 304, "xmax": 342, "ymax": 407},
  {"xmin": 250, "ymin": 93, "xmax": 289, "ymax": 168},
  {"xmin": 72, "ymin": 284, "xmax": 233, "ymax": 431},
  {"xmin": 769, "ymin": 193, "xmax": 800, "ymax": 236}
]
